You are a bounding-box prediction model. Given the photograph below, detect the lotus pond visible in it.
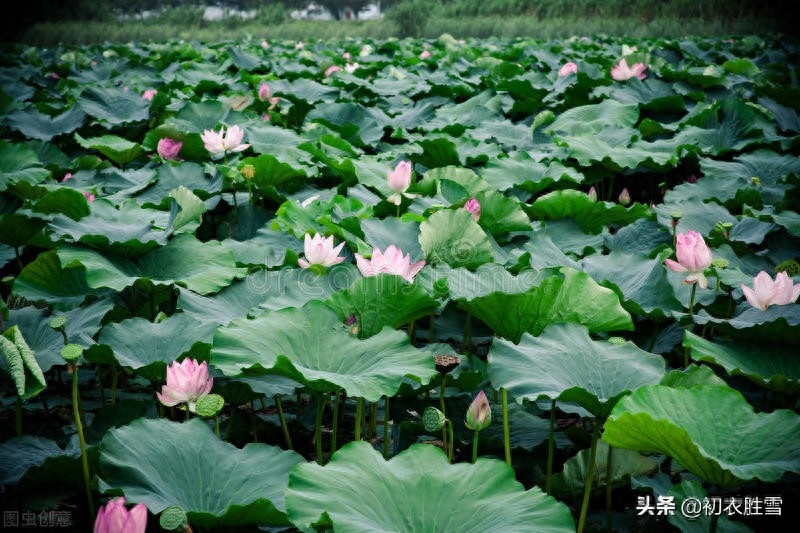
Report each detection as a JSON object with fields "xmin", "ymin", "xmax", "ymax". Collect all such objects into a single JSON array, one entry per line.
[{"xmin": 1, "ymin": 33, "xmax": 799, "ymax": 532}]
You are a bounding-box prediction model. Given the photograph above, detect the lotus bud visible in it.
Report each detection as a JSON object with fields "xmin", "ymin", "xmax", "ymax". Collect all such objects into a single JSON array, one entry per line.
[
  {"xmin": 464, "ymin": 198, "xmax": 481, "ymax": 221},
  {"xmin": 618, "ymin": 187, "xmax": 631, "ymax": 205},
  {"xmin": 587, "ymin": 186, "xmax": 597, "ymax": 202},
  {"xmin": 465, "ymin": 390, "xmax": 491, "ymax": 431}
]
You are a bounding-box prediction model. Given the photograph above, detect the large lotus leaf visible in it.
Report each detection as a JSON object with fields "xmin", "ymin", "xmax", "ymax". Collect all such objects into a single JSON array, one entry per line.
[
  {"xmin": 418, "ymin": 262, "xmax": 541, "ymax": 301},
  {"xmin": 603, "ymin": 385, "xmax": 800, "ymax": 487},
  {"xmin": 419, "ymin": 208, "xmax": 494, "ymax": 269},
  {"xmin": 210, "ymin": 300, "xmax": 436, "ymax": 402},
  {"xmin": 554, "ymin": 129, "xmax": 677, "ymax": 169},
  {"xmin": 48, "ymin": 199, "xmax": 169, "ymax": 255},
  {"xmin": 99, "ymin": 418, "xmax": 303, "ymax": 527},
  {"xmin": 97, "ymin": 313, "xmax": 217, "ymax": 379},
  {"xmin": 692, "ymin": 305, "xmax": 800, "ymax": 346},
  {"xmin": 13, "ymin": 250, "xmax": 99, "ymax": 311},
  {"xmin": 580, "ymin": 251, "xmax": 683, "ymax": 317},
  {"xmin": 6, "ymin": 106, "xmax": 85, "ymax": 141},
  {"xmin": 481, "ymin": 152, "xmax": 584, "ymax": 193},
  {"xmin": 28, "ymin": 187, "xmax": 91, "ymax": 221},
  {"xmin": 306, "ymin": 102, "xmax": 385, "ymax": 147},
  {"xmin": 58, "ymin": 234, "xmax": 246, "ymax": 294},
  {"xmin": 518, "ymin": 233, "xmax": 581, "ymax": 271},
  {"xmin": 286, "ymin": 441, "xmax": 575, "ymax": 533},
  {"xmin": 667, "ymin": 480, "xmax": 755, "ymax": 533},
  {"xmin": 242, "ymin": 153, "xmax": 308, "ymax": 193},
  {"xmin": 0, "ymin": 435, "xmax": 80, "ymax": 486},
  {"xmin": 163, "ymin": 100, "xmax": 231, "ymax": 133},
  {"xmin": 0, "ymin": 213, "xmax": 46, "ymax": 247},
  {"xmin": 77, "ymin": 86, "xmax": 150, "ymax": 125},
  {"xmin": 179, "ymin": 266, "xmax": 357, "ymax": 326},
  {"xmin": 458, "ymin": 267, "xmax": 633, "ymax": 343},
  {"xmin": 546, "ymin": 100, "xmax": 639, "ymax": 134},
  {"xmin": 327, "ymin": 274, "xmax": 440, "ymax": 338},
  {"xmin": 489, "ymin": 323, "xmax": 664, "ymax": 418},
  {"xmin": 420, "ymin": 166, "xmax": 494, "ymax": 198},
  {"xmin": 220, "ymin": 226, "xmax": 303, "ymax": 267},
  {"xmin": 528, "ymin": 190, "xmax": 651, "ymax": 234},
  {"xmin": 470, "ymin": 189, "xmax": 531, "ymax": 237},
  {"xmin": 6, "ymin": 299, "xmax": 114, "ymax": 371},
  {"xmin": 75, "ymin": 133, "xmax": 143, "ymax": 166},
  {"xmin": 0, "ymin": 140, "xmax": 50, "ymax": 191},
  {"xmin": 360, "ymin": 217, "xmax": 423, "ymax": 260},
  {"xmin": 683, "ymin": 331, "xmax": 800, "ymax": 393}
]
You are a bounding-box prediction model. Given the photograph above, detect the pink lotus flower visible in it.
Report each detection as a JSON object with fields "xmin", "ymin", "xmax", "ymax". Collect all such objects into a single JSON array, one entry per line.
[
  {"xmin": 258, "ymin": 82, "xmax": 271, "ymax": 101},
  {"xmin": 664, "ymin": 230, "xmax": 712, "ymax": 288},
  {"xmin": 261, "ymin": 40, "xmax": 269, "ymax": 49},
  {"xmin": 587, "ymin": 186, "xmax": 597, "ymax": 201},
  {"xmin": 157, "ymin": 359, "xmax": 213, "ymax": 413},
  {"xmin": 741, "ymin": 271, "xmax": 800, "ymax": 310},
  {"xmin": 94, "ymin": 497, "xmax": 147, "ymax": 533},
  {"xmin": 298, "ymin": 233, "xmax": 346, "ymax": 269},
  {"xmin": 345, "ymin": 63, "xmax": 359, "ymax": 74},
  {"xmin": 343, "ymin": 52, "xmax": 352, "ymax": 61},
  {"xmin": 558, "ymin": 62, "xmax": 578, "ymax": 76},
  {"xmin": 157, "ymin": 138, "xmax": 182, "ymax": 160},
  {"xmin": 419, "ymin": 50, "xmax": 431, "ymax": 59},
  {"xmin": 464, "ymin": 198, "xmax": 481, "ymax": 221},
  {"xmin": 324, "ymin": 65, "xmax": 341, "ymax": 77},
  {"xmin": 611, "ymin": 58, "xmax": 647, "ymax": 81},
  {"xmin": 83, "ymin": 191, "xmax": 95, "ymax": 202},
  {"xmin": 465, "ymin": 390, "xmax": 491, "ymax": 431},
  {"xmin": 142, "ymin": 89, "xmax": 157, "ymax": 100},
  {"xmin": 63, "ymin": 172, "xmax": 73, "ymax": 182},
  {"xmin": 618, "ymin": 187, "xmax": 631, "ymax": 205},
  {"xmin": 386, "ymin": 161, "xmax": 414, "ymax": 205},
  {"xmin": 201, "ymin": 125, "xmax": 250, "ymax": 159},
  {"xmin": 355, "ymin": 245, "xmax": 426, "ymax": 283}
]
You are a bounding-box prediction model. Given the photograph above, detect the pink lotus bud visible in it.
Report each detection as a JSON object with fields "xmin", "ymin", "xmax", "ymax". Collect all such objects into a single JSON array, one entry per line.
[
  {"xmin": 664, "ymin": 231, "xmax": 713, "ymax": 288},
  {"xmin": 261, "ymin": 40, "xmax": 269, "ymax": 49},
  {"xmin": 464, "ymin": 198, "xmax": 481, "ymax": 221},
  {"xmin": 94, "ymin": 497, "xmax": 147, "ymax": 533},
  {"xmin": 83, "ymin": 191, "xmax": 95, "ymax": 202},
  {"xmin": 741, "ymin": 271, "xmax": 800, "ymax": 310},
  {"xmin": 419, "ymin": 50, "xmax": 431, "ymax": 59},
  {"xmin": 587, "ymin": 186, "xmax": 597, "ymax": 201},
  {"xmin": 142, "ymin": 89, "xmax": 157, "ymax": 101},
  {"xmin": 355, "ymin": 245, "xmax": 425, "ymax": 283},
  {"xmin": 258, "ymin": 82, "xmax": 271, "ymax": 101},
  {"xmin": 157, "ymin": 138, "xmax": 182, "ymax": 160},
  {"xmin": 465, "ymin": 390, "xmax": 491, "ymax": 431},
  {"xmin": 157, "ymin": 359, "xmax": 214, "ymax": 413},
  {"xmin": 63, "ymin": 172, "xmax": 73, "ymax": 182},
  {"xmin": 618, "ymin": 187, "xmax": 631, "ymax": 205},
  {"xmin": 386, "ymin": 161, "xmax": 413, "ymax": 205},
  {"xmin": 324, "ymin": 65, "xmax": 341, "ymax": 77},
  {"xmin": 558, "ymin": 62, "xmax": 578, "ymax": 76},
  {"xmin": 343, "ymin": 52, "xmax": 351, "ymax": 61}
]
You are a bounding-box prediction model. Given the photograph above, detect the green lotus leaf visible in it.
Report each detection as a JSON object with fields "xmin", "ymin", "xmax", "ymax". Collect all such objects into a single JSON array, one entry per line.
[
  {"xmin": 12, "ymin": 250, "xmax": 99, "ymax": 310},
  {"xmin": 0, "ymin": 435, "xmax": 80, "ymax": 486},
  {"xmin": 667, "ymin": 480, "xmax": 755, "ymax": 533},
  {"xmin": 470, "ymin": 189, "xmax": 531, "ymax": 237},
  {"xmin": 6, "ymin": 106, "xmax": 85, "ymax": 141},
  {"xmin": 306, "ymin": 102, "xmax": 385, "ymax": 148},
  {"xmin": 58, "ymin": 234, "xmax": 246, "ymax": 294},
  {"xmin": 603, "ymin": 385, "xmax": 800, "ymax": 487},
  {"xmin": 75, "ymin": 133, "xmax": 143, "ymax": 166},
  {"xmin": 660, "ymin": 364, "xmax": 729, "ymax": 389},
  {"xmin": 242, "ymin": 153, "xmax": 309, "ymax": 193},
  {"xmin": 96, "ymin": 313, "xmax": 217, "ymax": 380},
  {"xmin": 693, "ymin": 306, "xmax": 800, "ymax": 346},
  {"xmin": 28, "ymin": 187, "xmax": 91, "ymax": 221},
  {"xmin": 419, "ymin": 208, "xmax": 494, "ymax": 269},
  {"xmin": 546, "ymin": 100, "xmax": 639, "ymax": 134},
  {"xmin": 481, "ymin": 152, "xmax": 584, "ymax": 194},
  {"xmin": 458, "ymin": 267, "xmax": 633, "ymax": 343},
  {"xmin": 327, "ymin": 274, "xmax": 440, "ymax": 338},
  {"xmin": 77, "ymin": 86, "xmax": 150, "ymax": 125},
  {"xmin": 360, "ymin": 217, "xmax": 423, "ymax": 260},
  {"xmin": 210, "ymin": 300, "xmax": 436, "ymax": 402},
  {"xmin": 0, "ymin": 213, "xmax": 47, "ymax": 248},
  {"xmin": 683, "ymin": 331, "xmax": 800, "ymax": 393},
  {"xmin": 420, "ymin": 166, "xmax": 494, "ymax": 198},
  {"xmin": 489, "ymin": 323, "xmax": 664, "ymax": 418},
  {"xmin": 286, "ymin": 441, "xmax": 575, "ymax": 533},
  {"xmin": 99, "ymin": 418, "xmax": 303, "ymax": 527},
  {"xmin": 0, "ymin": 140, "xmax": 50, "ymax": 191},
  {"xmin": 528, "ymin": 189, "xmax": 651, "ymax": 234}
]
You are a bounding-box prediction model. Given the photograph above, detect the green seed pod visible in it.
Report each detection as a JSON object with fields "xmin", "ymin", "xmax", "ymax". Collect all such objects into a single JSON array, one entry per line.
[
  {"xmin": 60, "ymin": 344, "xmax": 83, "ymax": 363},
  {"xmin": 49, "ymin": 316, "xmax": 67, "ymax": 331},
  {"xmin": 195, "ymin": 393, "xmax": 225, "ymax": 418},
  {"xmin": 159, "ymin": 506, "xmax": 187, "ymax": 532},
  {"xmin": 422, "ymin": 406, "xmax": 446, "ymax": 432}
]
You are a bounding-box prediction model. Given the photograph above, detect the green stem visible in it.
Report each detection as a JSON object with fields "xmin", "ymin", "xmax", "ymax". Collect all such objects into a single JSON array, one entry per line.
[
  {"xmin": 439, "ymin": 374, "xmax": 447, "ymax": 416},
  {"xmin": 72, "ymin": 365, "xmax": 95, "ymax": 519},
  {"xmin": 98, "ymin": 365, "xmax": 106, "ymax": 405},
  {"xmin": 369, "ymin": 401, "xmax": 377, "ymax": 440},
  {"xmin": 214, "ymin": 416, "xmax": 220, "ymax": 437},
  {"xmin": 275, "ymin": 395, "xmax": 293, "ymax": 450},
  {"xmin": 15, "ymin": 397, "xmax": 22, "ymax": 436},
  {"xmin": 428, "ymin": 314, "xmax": 435, "ymax": 342},
  {"xmin": 471, "ymin": 429, "xmax": 480, "ymax": 463},
  {"xmin": 408, "ymin": 320, "xmax": 415, "ymax": 344},
  {"xmin": 501, "ymin": 388, "xmax": 511, "ymax": 466},
  {"xmin": 224, "ymin": 408, "xmax": 235, "ymax": 441},
  {"xmin": 382, "ymin": 396, "xmax": 390, "ymax": 459},
  {"xmin": 355, "ymin": 397, "xmax": 364, "ymax": 441},
  {"xmin": 444, "ymin": 419, "xmax": 453, "ymax": 463},
  {"xmin": 332, "ymin": 391, "xmax": 340, "ymax": 456},
  {"xmin": 315, "ymin": 394, "xmax": 325, "ymax": 465},
  {"xmin": 577, "ymin": 419, "xmax": 601, "ymax": 533},
  {"xmin": 685, "ymin": 283, "xmax": 697, "ymax": 367},
  {"xmin": 606, "ymin": 445, "xmax": 614, "ymax": 532},
  {"xmin": 463, "ymin": 312, "xmax": 472, "ymax": 352},
  {"xmin": 111, "ymin": 364, "xmax": 118, "ymax": 405},
  {"xmin": 546, "ymin": 399, "xmax": 556, "ymax": 495},
  {"xmin": 14, "ymin": 245, "xmax": 23, "ymax": 271}
]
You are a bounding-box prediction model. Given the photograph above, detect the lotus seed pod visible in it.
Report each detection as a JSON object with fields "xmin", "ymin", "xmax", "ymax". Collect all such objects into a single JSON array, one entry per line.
[
  {"xmin": 195, "ymin": 393, "xmax": 225, "ymax": 418},
  {"xmin": 159, "ymin": 506, "xmax": 187, "ymax": 532},
  {"xmin": 776, "ymin": 260, "xmax": 800, "ymax": 277},
  {"xmin": 49, "ymin": 316, "xmax": 67, "ymax": 330},
  {"xmin": 61, "ymin": 344, "xmax": 83, "ymax": 363},
  {"xmin": 422, "ymin": 406, "xmax": 447, "ymax": 432}
]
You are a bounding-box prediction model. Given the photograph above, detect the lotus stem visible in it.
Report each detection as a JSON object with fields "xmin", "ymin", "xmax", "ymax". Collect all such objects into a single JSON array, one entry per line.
[
  {"xmin": 471, "ymin": 429, "xmax": 480, "ymax": 463},
  {"xmin": 501, "ymin": 388, "xmax": 511, "ymax": 466},
  {"xmin": 444, "ymin": 419, "xmax": 454, "ymax": 463},
  {"xmin": 355, "ymin": 397, "xmax": 364, "ymax": 441},
  {"xmin": 546, "ymin": 399, "xmax": 556, "ymax": 495},
  {"xmin": 314, "ymin": 394, "xmax": 325, "ymax": 465},
  {"xmin": 439, "ymin": 375, "xmax": 447, "ymax": 416},
  {"xmin": 685, "ymin": 283, "xmax": 697, "ymax": 367},
  {"xmin": 369, "ymin": 401, "xmax": 377, "ymax": 440},
  {"xmin": 214, "ymin": 415, "xmax": 220, "ymax": 437},
  {"xmin": 462, "ymin": 312, "xmax": 472, "ymax": 352},
  {"xmin": 382, "ymin": 396, "xmax": 390, "ymax": 459},
  {"xmin": 71, "ymin": 364, "xmax": 95, "ymax": 519},
  {"xmin": 606, "ymin": 445, "xmax": 614, "ymax": 531},
  {"xmin": 428, "ymin": 314, "xmax": 435, "ymax": 342},
  {"xmin": 15, "ymin": 397, "xmax": 22, "ymax": 436},
  {"xmin": 275, "ymin": 394, "xmax": 293, "ymax": 450},
  {"xmin": 408, "ymin": 320, "xmax": 415, "ymax": 344},
  {"xmin": 98, "ymin": 365, "xmax": 106, "ymax": 405},
  {"xmin": 577, "ymin": 419, "xmax": 601, "ymax": 533},
  {"xmin": 332, "ymin": 391, "xmax": 341, "ymax": 455},
  {"xmin": 111, "ymin": 364, "xmax": 118, "ymax": 405}
]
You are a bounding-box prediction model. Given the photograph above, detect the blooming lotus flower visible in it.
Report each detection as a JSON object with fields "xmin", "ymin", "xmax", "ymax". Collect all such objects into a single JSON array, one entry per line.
[
  {"xmin": 83, "ymin": 191, "xmax": 95, "ymax": 202},
  {"xmin": 419, "ymin": 50, "xmax": 431, "ymax": 59},
  {"xmin": 611, "ymin": 58, "xmax": 647, "ymax": 81},
  {"xmin": 157, "ymin": 138, "xmax": 182, "ymax": 160},
  {"xmin": 345, "ymin": 62, "xmax": 359, "ymax": 74},
  {"xmin": 201, "ymin": 125, "xmax": 249, "ymax": 159},
  {"xmin": 94, "ymin": 497, "xmax": 147, "ymax": 533},
  {"xmin": 465, "ymin": 390, "xmax": 491, "ymax": 431},
  {"xmin": 355, "ymin": 245, "xmax": 426, "ymax": 283},
  {"xmin": 618, "ymin": 187, "xmax": 631, "ymax": 205},
  {"xmin": 664, "ymin": 230, "xmax": 712, "ymax": 288},
  {"xmin": 464, "ymin": 198, "xmax": 481, "ymax": 221},
  {"xmin": 741, "ymin": 271, "xmax": 800, "ymax": 310},
  {"xmin": 157, "ymin": 359, "xmax": 213, "ymax": 413},
  {"xmin": 324, "ymin": 65, "xmax": 341, "ymax": 77},
  {"xmin": 258, "ymin": 82, "xmax": 271, "ymax": 101},
  {"xmin": 386, "ymin": 161, "xmax": 414, "ymax": 205},
  {"xmin": 558, "ymin": 62, "xmax": 578, "ymax": 76},
  {"xmin": 298, "ymin": 233, "xmax": 346, "ymax": 269},
  {"xmin": 142, "ymin": 89, "xmax": 157, "ymax": 100}
]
